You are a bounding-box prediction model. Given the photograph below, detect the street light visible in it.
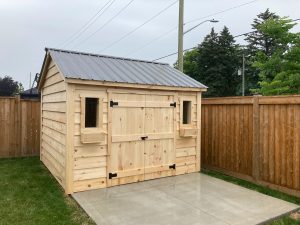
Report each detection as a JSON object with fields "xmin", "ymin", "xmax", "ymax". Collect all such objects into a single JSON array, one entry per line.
[
  {"xmin": 177, "ymin": 18, "xmax": 219, "ymax": 72},
  {"xmin": 184, "ymin": 19, "xmax": 219, "ymax": 35}
]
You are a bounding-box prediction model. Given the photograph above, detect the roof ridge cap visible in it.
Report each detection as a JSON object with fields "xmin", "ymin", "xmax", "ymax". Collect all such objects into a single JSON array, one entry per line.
[{"xmin": 45, "ymin": 47, "xmax": 169, "ymax": 66}]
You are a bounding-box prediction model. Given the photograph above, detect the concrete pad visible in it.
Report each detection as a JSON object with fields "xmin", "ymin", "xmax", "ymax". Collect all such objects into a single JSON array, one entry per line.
[{"xmin": 72, "ymin": 173, "xmax": 299, "ymax": 225}]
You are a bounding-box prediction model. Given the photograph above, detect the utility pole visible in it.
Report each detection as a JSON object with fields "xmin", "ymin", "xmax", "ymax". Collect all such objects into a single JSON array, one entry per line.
[
  {"xmin": 178, "ymin": 0, "xmax": 184, "ymax": 72},
  {"xmin": 29, "ymin": 72, "xmax": 32, "ymax": 89},
  {"xmin": 242, "ymin": 54, "xmax": 245, "ymax": 96}
]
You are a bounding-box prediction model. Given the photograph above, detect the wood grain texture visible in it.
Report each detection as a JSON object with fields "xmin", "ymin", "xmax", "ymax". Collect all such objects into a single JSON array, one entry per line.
[
  {"xmin": 40, "ymin": 59, "xmax": 67, "ymax": 189},
  {"xmin": 202, "ymin": 95, "xmax": 300, "ymax": 196},
  {"xmin": 0, "ymin": 97, "xmax": 40, "ymax": 158}
]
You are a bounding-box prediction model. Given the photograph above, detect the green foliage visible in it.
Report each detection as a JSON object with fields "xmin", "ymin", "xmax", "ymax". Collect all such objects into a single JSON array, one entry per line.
[
  {"xmin": 252, "ymin": 17, "xmax": 300, "ymax": 95},
  {"xmin": 0, "ymin": 157, "xmax": 95, "ymax": 225},
  {"xmin": 0, "ymin": 76, "xmax": 24, "ymax": 96},
  {"xmin": 183, "ymin": 27, "xmax": 240, "ymax": 97},
  {"xmin": 246, "ymin": 9, "xmax": 279, "ymax": 57},
  {"xmin": 175, "ymin": 9, "xmax": 299, "ymax": 97},
  {"xmin": 243, "ymin": 9, "xmax": 280, "ymax": 94},
  {"xmin": 182, "ymin": 49, "xmax": 200, "ymax": 79}
]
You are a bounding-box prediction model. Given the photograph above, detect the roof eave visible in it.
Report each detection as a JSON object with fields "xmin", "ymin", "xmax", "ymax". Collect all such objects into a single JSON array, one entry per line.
[
  {"xmin": 37, "ymin": 51, "xmax": 51, "ymax": 92},
  {"xmin": 65, "ymin": 78, "xmax": 207, "ymax": 92}
]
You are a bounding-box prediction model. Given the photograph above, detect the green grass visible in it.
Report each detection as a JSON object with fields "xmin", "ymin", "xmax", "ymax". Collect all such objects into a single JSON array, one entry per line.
[
  {"xmin": 268, "ymin": 216, "xmax": 300, "ymax": 225},
  {"xmin": 202, "ymin": 169, "xmax": 300, "ymax": 225},
  {"xmin": 0, "ymin": 157, "xmax": 95, "ymax": 225},
  {"xmin": 1, "ymin": 157, "xmax": 299, "ymax": 225}
]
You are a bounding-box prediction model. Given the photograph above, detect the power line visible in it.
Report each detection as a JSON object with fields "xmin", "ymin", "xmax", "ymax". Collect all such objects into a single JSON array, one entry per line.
[
  {"xmin": 73, "ymin": 0, "xmax": 136, "ymax": 48},
  {"xmin": 125, "ymin": 26, "xmax": 178, "ymax": 57},
  {"xmin": 99, "ymin": 0, "xmax": 179, "ymax": 53},
  {"xmin": 152, "ymin": 48, "xmax": 193, "ymax": 62},
  {"xmin": 185, "ymin": 0, "xmax": 260, "ymax": 25},
  {"xmin": 58, "ymin": 0, "xmax": 113, "ymax": 47},
  {"xmin": 152, "ymin": 31, "xmax": 261, "ymax": 62},
  {"xmin": 59, "ymin": 0, "xmax": 116, "ymax": 48},
  {"xmin": 124, "ymin": 0, "xmax": 259, "ymax": 58},
  {"xmin": 234, "ymin": 18, "xmax": 300, "ymax": 38},
  {"xmin": 152, "ymin": 17, "xmax": 300, "ymax": 62}
]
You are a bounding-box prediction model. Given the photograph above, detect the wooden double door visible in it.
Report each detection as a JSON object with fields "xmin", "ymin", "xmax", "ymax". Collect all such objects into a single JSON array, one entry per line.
[{"xmin": 107, "ymin": 92, "xmax": 176, "ymax": 186}]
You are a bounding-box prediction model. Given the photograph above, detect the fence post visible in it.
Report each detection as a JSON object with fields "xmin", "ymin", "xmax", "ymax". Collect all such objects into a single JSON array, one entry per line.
[
  {"xmin": 252, "ymin": 95, "xmax": 260, "ymax": 181},
  {"xmin": 14, "ymin": 95, "xmax": 21, "ymax": 156}
]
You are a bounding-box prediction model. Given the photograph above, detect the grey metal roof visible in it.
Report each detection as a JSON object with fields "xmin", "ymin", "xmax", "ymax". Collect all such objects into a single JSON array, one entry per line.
[
  {"xmin": 46, "ymin": 48, "xmax": 207, "ymax": 89},
  {"xmin": 22, "ymin": 87, "xmax": 39, "ymax": 95}
]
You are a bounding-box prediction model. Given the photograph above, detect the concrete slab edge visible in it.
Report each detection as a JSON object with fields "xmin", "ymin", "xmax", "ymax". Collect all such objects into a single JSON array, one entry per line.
[
  {"xmin": 257, "ymin": 207, "xmax": 300, "ymax": 225},
  {"xmin": 70, "ymin": 194, "xmax": 97, "ymax": 224}
]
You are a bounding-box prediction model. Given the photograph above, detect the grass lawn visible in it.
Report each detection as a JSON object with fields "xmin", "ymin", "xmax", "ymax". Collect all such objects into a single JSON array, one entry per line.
[
  {"xmin": 202, "ymin": 169, "xmax": 300, "ymax": 225},
  {"xmin": 1, "ymin": 157, "xmax": 299, "ymax": 225},
  {"xmin": 0, "ymin": 157, "xmax": 95, "ymax": 225}
]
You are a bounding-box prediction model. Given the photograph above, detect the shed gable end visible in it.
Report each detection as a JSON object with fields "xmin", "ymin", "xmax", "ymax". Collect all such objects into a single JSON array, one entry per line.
[{"xmin": 40, "ymin": 56, "xmax": 68, "ymax": 189}]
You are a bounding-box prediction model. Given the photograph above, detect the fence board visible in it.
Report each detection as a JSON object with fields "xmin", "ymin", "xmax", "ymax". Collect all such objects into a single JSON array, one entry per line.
[
  {"xmin": 202, "ymin": 95, "xmax": 300, "ymax": 197},
  {"xmin": 0, "ymin": 97, "xmax": 40, "ymax": 158}
]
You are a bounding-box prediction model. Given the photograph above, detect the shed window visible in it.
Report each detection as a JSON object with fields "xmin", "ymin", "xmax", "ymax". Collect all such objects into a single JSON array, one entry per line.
[
  {"xmin": 182, "ymin": 101, "xmax": 191, "ymax": 124},
  {"xmin": 85, "ymin": 98, "xmax": 99, "ymax": 128}
]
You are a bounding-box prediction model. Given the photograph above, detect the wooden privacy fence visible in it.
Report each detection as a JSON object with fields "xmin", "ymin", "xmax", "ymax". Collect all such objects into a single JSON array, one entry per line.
[
  {"xmin": 0, "ymin": 97, "xmax": 40, "ymax": 158},
  {"xmin": 201, "ymin": 95, "xmax": 300, "ymax": 197}
]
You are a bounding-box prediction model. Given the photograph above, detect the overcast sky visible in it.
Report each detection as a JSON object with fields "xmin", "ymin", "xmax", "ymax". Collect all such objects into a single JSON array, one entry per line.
[{"xmin": 0, "ymin": 0, "xmax": 299, "ymax": 88}]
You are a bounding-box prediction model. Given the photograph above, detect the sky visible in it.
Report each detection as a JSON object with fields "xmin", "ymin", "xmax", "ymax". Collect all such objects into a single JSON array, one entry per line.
[{"xmin": 0, "ymin": 0, "xmax": 299, "ymax": 88}]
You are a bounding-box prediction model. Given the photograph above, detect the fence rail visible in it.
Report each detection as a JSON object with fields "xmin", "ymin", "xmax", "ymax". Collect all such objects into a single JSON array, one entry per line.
[
  {"xmin": 1, "ymin": 95, "xmax": 300, "ymax": 197},
  {"xmin": 0, "ymin": 96, "xmax": 40, "ymax": 158},
  {"xmin": 201, "ymin": 95, "xmax": 300, "ymax": 197}
]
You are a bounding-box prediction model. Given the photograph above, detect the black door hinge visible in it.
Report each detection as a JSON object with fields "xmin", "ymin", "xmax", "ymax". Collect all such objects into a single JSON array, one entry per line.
[
  {"xmin": 109, "ymin": 172, "xmax": 117, "ymax": 179},
  {"xmin": 170, "ymin": 102, "xmax": 176, "ymax": 107},
  {"xmin": 169, "ymin": 164, "xmax": 176, "ymax": 170},
  {"xmin": 141, "ymin": 136, "xmax": 148, "ymax": 140},
  {"xmin": 110, "ymin": 100, "xmax": 118, "ymax": 107}
]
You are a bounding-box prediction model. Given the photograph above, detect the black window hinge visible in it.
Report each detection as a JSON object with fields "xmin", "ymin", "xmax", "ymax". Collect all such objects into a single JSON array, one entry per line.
[
  {"xmin": 109, "ymin": 173, "xmax": 117, "ymax": 179},
  {"xmin": 169, "ymin": 164, "xmax": 176, "ymax": 170},
  {"xmin": 110, "ymin": 100, "xmax": 118, "ymax": 107},
  {"xmin": 170, "ymin": 102, "xmax": 176, "ymax": 107}
]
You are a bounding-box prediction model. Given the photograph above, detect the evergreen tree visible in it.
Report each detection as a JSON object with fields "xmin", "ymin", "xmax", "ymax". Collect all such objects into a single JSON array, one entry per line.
[
  {"xmin": 244, "ymin": 9, "xmax": 280, "ymax": 93},
  {"xmin": 218, "ymin": 27, "xmax": 240, "ymax": 95},
  {"xmin": 246, "ymin": 9, "xmax": 279, "ymax": 57},
  {"xmin": 195, "ymin": 27, "xmax": 240, "ymax": 97}
]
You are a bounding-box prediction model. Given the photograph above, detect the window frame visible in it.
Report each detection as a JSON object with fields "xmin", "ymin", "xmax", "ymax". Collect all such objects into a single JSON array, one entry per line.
[
  {"xmin": 180, "ymin": 96, "xmax": 195, "ymax": 129},
  {"xmin": 182, "ymin": 100, "xmax": 192, "ymax": 125},
  {"xmin": 80, "ymin": 94, "xmax": 103, "ymax": 131}
]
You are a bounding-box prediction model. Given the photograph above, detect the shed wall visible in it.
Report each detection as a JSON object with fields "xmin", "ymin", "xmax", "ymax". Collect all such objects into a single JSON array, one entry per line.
[
  {"xmin": 40, "ymin": 59, "xmax": 67, "ymax": 188},
  {"xmin": 68, "ymin": 85, "xmax": 202, "ymax": 193},
  {"xmin": 72, "ymin": 86, "xmax": 108, "ymax": 192},
  {"xmin": 176, "ymin": 92, "xmax": 199, "ymax": 175}
]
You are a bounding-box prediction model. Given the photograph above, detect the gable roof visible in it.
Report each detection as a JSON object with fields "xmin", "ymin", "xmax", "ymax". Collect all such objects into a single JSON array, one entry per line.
[{"xmin": 40, "ymin": 48, "xmax": 207, "ymax": 89}]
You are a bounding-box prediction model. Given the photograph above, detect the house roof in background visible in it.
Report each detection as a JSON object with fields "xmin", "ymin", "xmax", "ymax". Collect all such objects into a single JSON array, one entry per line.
[
  {"xmin": 45, "ymin": 48, "xmax": 207, "ymax": 89},
  {"xmin": 21, "ymin": 87, "xmax": 39, "ymax": 95}
]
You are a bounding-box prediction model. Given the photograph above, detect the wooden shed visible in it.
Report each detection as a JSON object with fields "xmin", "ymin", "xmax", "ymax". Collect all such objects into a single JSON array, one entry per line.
[{"xmin": 38, "ymin": 48, "xmax": 207, "ymax": 194}]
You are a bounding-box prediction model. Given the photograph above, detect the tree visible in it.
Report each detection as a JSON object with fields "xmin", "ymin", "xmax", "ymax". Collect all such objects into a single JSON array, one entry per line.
[
  {"xmin": 174, "ymin": 48, "xmax": 200, "ymax": 79},
  {"xmin": 246, "ymin": 9, "xmax": 279, "ymax": 57},
  {"xmin": 244, "ymin": 9, "xmax": 280, "ymax": 94},
  {"xmin": 0, "ymin": 76, "xmax": 24, "ymax": 96},
  {"xmin": 194, "ymin": 27, "xmax": 240, "ymax": 97},
  {"xmin": 252, "ymin": 17, "xmax": 300, "ymax": 95}
]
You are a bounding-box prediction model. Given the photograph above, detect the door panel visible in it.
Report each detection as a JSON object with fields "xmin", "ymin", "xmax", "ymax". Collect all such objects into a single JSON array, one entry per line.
[
  {"xmin": 144, "ymin": 94, "xmax": 175, "ymax": 180},
  {"xmin": 108, "ymin": 92, "xmax": 176, "ymax": 186},
  {"xmin": 109, "ymin": 93, "xmax": 145, "ymax": 186}
]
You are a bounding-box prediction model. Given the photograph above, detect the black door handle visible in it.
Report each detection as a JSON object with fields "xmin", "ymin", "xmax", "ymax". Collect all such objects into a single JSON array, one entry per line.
[{"xmin": 141, "ymin": 136, "xmax": 148, "ymax": 140}]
